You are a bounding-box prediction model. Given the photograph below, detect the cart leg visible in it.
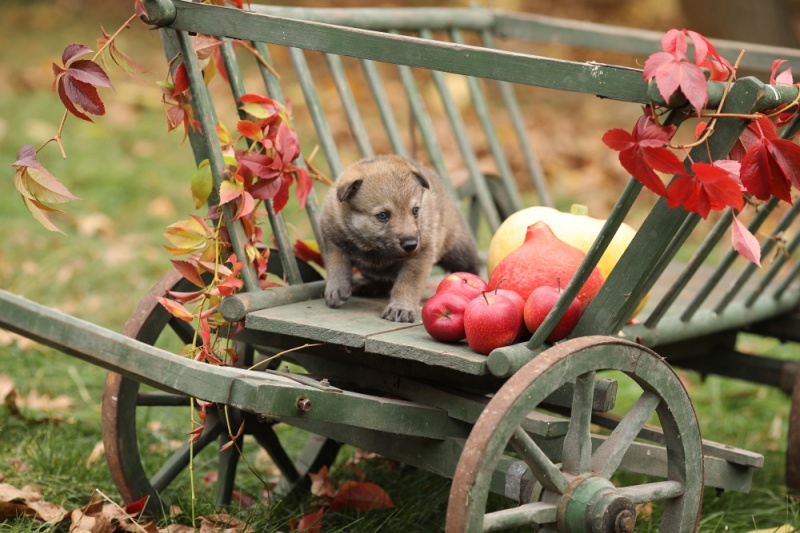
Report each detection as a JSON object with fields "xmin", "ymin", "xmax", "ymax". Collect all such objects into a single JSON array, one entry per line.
[
  {"xmin": 447, "ymin": 336, "xmax": 703, "ymax": 532},
  {"xmin": 102, "ymin": 271, "xmax": 340, "ymax": 510}
]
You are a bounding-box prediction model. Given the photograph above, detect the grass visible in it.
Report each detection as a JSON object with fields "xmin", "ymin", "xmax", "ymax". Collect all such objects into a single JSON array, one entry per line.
[{"xmin": 2, "ymin": 2, "xmax": 800, "ymax": 532}]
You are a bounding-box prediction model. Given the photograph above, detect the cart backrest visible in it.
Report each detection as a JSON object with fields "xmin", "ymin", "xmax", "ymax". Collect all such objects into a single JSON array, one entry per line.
[{"xmin": 143, "ymin": 1, "xmax": 800, "ymax": 372}]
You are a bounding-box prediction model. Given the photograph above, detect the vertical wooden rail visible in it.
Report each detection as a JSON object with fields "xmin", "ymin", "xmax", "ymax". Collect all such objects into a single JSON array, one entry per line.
[
  {"xmin": 324, "ymin": 53, "xmax": 375, "ymax": 159},
  {"xmin": 176, "ymin": 31, "xmax": 260, "ymax": 292},
  {"xmin": 481, "ymin": 29, "xmax": 553, "ymax": 207},
  {"xmin": 419, "ymin": 28, "xmax": 502, "ymax": 232},
  {"xmin": 288, "ymin": 48, "xmax": 344, "ymax": 178},
  {"xmin": 251, "ymin": 41, "xmax": 324, "ymax": 247},
  {"xmin": 217, "ymin": 39, "xmax": 303, "ymax": 287},
  {"xmin": 450, "ymin": 29, "xmax": 524, "ymax": 215},
  {"xmin": 360, "ymin": 58, "xmax": 409, "ymax": 157}
]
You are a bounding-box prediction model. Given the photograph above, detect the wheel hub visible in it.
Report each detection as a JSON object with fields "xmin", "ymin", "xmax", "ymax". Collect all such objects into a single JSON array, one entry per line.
[{"xmin": 557, "ymin": 475, "xmax": 637, "ymax": 533}]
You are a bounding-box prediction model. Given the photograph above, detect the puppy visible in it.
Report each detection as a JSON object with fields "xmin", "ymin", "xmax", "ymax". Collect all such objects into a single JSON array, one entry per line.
[{"xmin": 320, "ymin": 155, "xmax": 480, "ymax": 322}]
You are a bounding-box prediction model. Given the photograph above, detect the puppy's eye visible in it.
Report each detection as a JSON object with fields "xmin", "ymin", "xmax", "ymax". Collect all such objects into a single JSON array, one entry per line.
[
  {"xmin": 412, "ymin": 207, "xmax": 419, "ymax": 217},
  {"xmin": 375, "ymin": 211, "xmax": 390, "ymax": 222}
]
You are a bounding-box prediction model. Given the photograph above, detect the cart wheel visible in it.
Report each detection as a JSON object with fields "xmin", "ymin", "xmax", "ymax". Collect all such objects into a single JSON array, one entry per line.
[
  {"xmin": 447, "ymin": 336, "xmax": 703, "ymax": 532},
  {"xmin": 787, "ymin": 370, "xmax": 800, "ymax": 491},
  {"xmin": 102, "ymin": 265, "xmax": 340, "ymax": 510}
]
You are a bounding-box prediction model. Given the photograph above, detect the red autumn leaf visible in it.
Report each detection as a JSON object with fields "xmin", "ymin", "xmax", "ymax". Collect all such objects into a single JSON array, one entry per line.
[
  {"xmin": 329, "ymin": 481, "xmax": 394, "ymax": 513},
  {"xmin": 188, "ymin": 424, "xmax": 205, "ymax": 442},
  {"xmin": 124, "ymin": 496, "xmax": 148, "ymax": 516},
  {"xmin": 238, "ymin": 154, "xmax": 280, "ymax": 182},
  {"xmin": 731, "ymin": 215, "xmax": 762, "ymax": 267},
  {"xmin": 154, "ymin": 296, "xmax": 195, "ymax": 322},
  {"xmin": 295, "ymin": 167, "xmax": 313, "ymax": 209},
  {"xmin": 237, "ymin": 120, "xmax": 263, "ymax": 141},
  {"xmin": 98, "ymin": 28, "xmax": 146, "ymax": 76},
  {"xmin": 729, "ymin": 116, "xmax": 778, "ymax": 162},
  {"xmin": 171, "ymin": 259, "xmax": 206, "ymax": 288},
  {"xmin": 602, "ymin": 114, "xmax": 684, "ymax": 196},
  {"xmin": 220, "ymin": 176, "xmax": 244, "ymax": 204},
  {"xmin": 272, "ymin": 174, "xmax": 294, "ymax": 213},
  {"xmin": 643, "ymin": 51, "xmax": 707, "ymax": 112},
  {"xmin": 52, "ymin": 44, "xmax": 113, "ymax": 122},
  {"xmin": 293, "ymin": 239, "xmax": 323, "ymax": 267},
  {"xmin": 771, "ymin": 59, "xmax": 795, "ymax": 85},
  {"xmin": 133, "ymin": 0, "xmax": 149, "ymax": 19},
  {"xmin": 643, "ymin": 29, "xmax": 717, "ymax": 113},
  {"xmin": 192, "ymin": 36, "xmax": 223, "ymax": 61},
  {"xmin": 740, "ymin": 137, "xmax": 800, "ymax": 203},
  {"xmin": 666, "ymin": 162, "xmax": 744, "ymax": 218},
  {"xmin": 172, "ymin": 62, "xmax": 190, "ymax": 97},
  {"xmin": 295, "ymin": 508, "xmax": 324, "ymax": 533},
  {"xmin": 165, "ymin": 289, "xmax": 204, "ymax": 303}
]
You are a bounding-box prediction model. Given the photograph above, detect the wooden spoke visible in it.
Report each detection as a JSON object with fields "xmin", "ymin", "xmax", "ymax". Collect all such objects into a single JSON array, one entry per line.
[
  {"xmin": 214, "ymin": 431, "xmax": 242, "ymax": 507},
  {"xmin": 510, "ymin": 427, "xmax": 568, "ymax": 494},
  {"xmin": 151, "ymin": 419, "xmax": 225, "ymax": 492},
  {"xmin": 482, "ymin": 501, "xmax": 557, "ymax": 531},
  {"xmin": 591, "ymin": 389, "xmax": 661, "ymax": 478},
  {"xmin": 617, "ymin": 480, "xmax": 685, "ymax": 503},
  {"xmin": 562, "ymin": 371, "xmax": 596, "ymax": 475},
  {"xmin": 168, "ymin": 316, "xmax": 199, "ymax": 345}
]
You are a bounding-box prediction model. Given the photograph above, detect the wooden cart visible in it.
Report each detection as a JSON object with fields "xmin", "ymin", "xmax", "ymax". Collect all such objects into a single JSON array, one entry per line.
[{"xmin": 4, "ymin": 1, "xmax": 800, "ymax": 531}]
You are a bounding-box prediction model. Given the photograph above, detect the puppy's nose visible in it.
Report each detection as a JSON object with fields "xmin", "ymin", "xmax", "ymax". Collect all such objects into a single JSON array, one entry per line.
[{"xmin": 400, "ymin": 237, "xmax": 418, "ymax": 252}]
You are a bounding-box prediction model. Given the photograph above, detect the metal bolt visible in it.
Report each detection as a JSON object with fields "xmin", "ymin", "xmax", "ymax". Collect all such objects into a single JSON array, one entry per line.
[
  {"xmin": 280, "ymin": 364, "xmax": 291, "ymax": 373},
  {"xmin": 296, "ymin": 397, "xmax": 312, "ymax": 412},
  {"xmin": 320, "ymin": 378, "xmax": 330, "ymax": 387},
  {"xmin": 614, "ymin": 510, "xmax": 635, "ymax": 533}
]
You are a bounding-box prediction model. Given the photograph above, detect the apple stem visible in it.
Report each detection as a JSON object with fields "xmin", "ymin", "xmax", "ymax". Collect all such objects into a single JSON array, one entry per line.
[
  {"xmin": 495, "ymin": 278, "xmax": 506, "ymax": 294},
  {"xmin": 481, "ymin": 291, "xmax": 489, "ymax": 305},
  {"xmin": 557, "ymin": 277, "xmax": 562, "ymax": 293}
]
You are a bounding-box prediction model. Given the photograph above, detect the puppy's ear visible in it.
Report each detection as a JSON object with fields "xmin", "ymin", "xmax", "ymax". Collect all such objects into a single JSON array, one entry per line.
[
  {"xmin": 337, "ymin": 179, "xmax": 363, "ymax": 202},
  {"xmin": 409, "ymin": 165, "xmax": 430, "ymax": 190}
]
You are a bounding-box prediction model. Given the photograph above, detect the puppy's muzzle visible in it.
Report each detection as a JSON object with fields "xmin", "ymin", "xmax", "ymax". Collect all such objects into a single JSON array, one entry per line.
[{"xmin": 400, "ymin": 237, "xmax": 419, "ymax": 253}]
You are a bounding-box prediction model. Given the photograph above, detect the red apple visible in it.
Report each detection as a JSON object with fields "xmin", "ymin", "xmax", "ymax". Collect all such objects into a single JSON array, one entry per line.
[
  {"xmin": 421, "ymin": 291, "xmax": 471, "ymax": 342},
  {"xmin": 464, "ymin": 292, "xmax": 521, "ymax": 355},
  {"xmin": 524, "ymin": 286, "xmax": 583, "ymax": 343},
  {"xmin": 492, "ymin": 288, "xmax": 526, "ymax": 339},
  {"xmin": 437, "ymin": 272, "xmax": 488, "ymax": 300}
]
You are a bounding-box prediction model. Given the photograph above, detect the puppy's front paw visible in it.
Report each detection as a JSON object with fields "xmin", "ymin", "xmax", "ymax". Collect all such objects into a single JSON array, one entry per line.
[
  {"xmin": 381, "ymin": 301, "xmax": 416, "ymax": 322},
  {"xmin": 325, "ymin": 279, "xmax": 352, "ymax": 308}
]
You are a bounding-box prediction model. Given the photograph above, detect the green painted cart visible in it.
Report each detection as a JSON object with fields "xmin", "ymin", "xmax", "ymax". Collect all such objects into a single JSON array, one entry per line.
[{"xmin": 3, "ymin": 1, "xmax": 800, "ymax": 531}]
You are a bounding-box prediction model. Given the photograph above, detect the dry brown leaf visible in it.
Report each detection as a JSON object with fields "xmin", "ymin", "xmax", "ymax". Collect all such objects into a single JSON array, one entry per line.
[
  {"xmin": 198, "ymin": 514, "xmax": 255, "ymax": 533},
  {"xmin": 27, "ymin": 499, "xmax": 68, "ymax": 522},
  {"xmin": 69, "ymin": 508, "xmax": 115, "ymax": 533},
  {"xmin": 0, "ymin": 482, "xmax": 43, "ymax": 503},
  {"xmin": 86, "ymin": 442, "xmax": 105, "ymax": 466},
  {"xmin": 23, "ymin": 389, "xmax": 75, "ymax": 412},
  {"xmin": 158, "ymin": 525, "xmax": 196, "ymax": 533},
  {"xmin": 0, "ymin": 374, "xmax": 15, "ymax": 400},
  {"xmin": 746, "ymin": 526, "xmax": 797, "ymax": 533},
  {"xmin": 0, "ymin": 500, "xmax": 37, "ymax": 520}
]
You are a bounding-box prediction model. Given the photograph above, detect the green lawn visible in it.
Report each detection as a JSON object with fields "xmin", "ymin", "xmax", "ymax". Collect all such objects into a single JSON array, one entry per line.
[{"xmin": 1, "ymin": 2, "xmax": 800, "ymax": 532}]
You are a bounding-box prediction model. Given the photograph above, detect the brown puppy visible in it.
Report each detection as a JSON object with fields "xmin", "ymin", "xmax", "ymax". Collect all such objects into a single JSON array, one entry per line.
[{"xmin": 320, "ymin": 155, "xmax": 480, "ymax": 322}]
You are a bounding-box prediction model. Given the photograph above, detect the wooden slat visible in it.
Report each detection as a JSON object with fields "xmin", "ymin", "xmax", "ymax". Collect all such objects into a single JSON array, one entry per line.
[
  {"xmin": 245, "ymin": 297, "xmax": 417, "ymax": 348},
  {"xmin": 366, "ymin": 326, "xmax": 488, "ymax": 375}
]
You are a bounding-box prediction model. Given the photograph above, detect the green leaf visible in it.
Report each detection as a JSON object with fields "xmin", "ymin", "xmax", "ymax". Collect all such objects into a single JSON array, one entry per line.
[{"xmin": 191, "ymin": 160, "xmax": 213, "ymax": 208}]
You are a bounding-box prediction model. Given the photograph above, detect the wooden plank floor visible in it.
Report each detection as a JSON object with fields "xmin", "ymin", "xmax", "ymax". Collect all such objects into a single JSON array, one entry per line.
[{"xmin": 245, "ymin": 262, "xmax": 793, "ymax": 377}]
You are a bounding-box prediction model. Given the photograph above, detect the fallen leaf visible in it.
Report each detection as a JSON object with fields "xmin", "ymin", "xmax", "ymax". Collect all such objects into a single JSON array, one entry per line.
[
  {"xmin": 745, "ymin": 526, "xmax": 797, "ymax": 533},
  {"xmin": 329, "ymin": 481, "xmax": 393, "ymax": 513},
  {"xmin": 295, "ymin": 508, "xmax": 324, "ymax": 533}
]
